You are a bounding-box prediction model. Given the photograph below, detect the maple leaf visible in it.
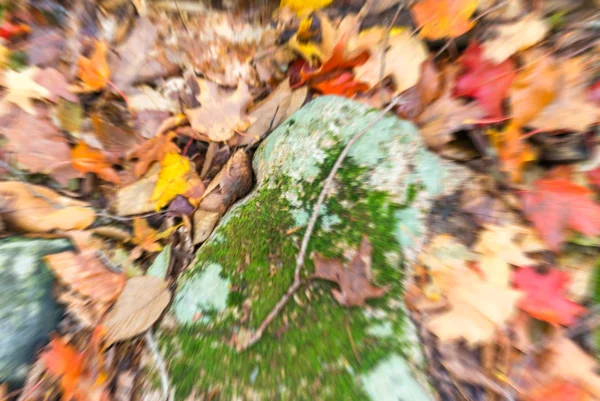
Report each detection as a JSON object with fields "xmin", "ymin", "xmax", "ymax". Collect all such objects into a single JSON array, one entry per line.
[
  {"xmin": 411, "ymin": 0, "xmax": 477, "ymax": 40},
  {"xmin": 128, "ymin": 131, "xmax": 180, "ymax": 177},
  {"xmin": 454, "ymin": 43, "xmax": 516, "ymax": 118},
  {"xmin": 0, "ymin": 67, "xmax": 52, "ymax": 114},
  {"xmin": 312, "ymin": 236, "xmax": 389, "ymax": 306},
  {"xmin": 41, "ymin": 337, "xmax": 85, "ymax": 401},
  {"xmin": 489, "ymin": 123, "xmax": 536, "ymax": 182},
  {"xmin": 151, "ymin": 152, "xmax": 205, "ymax": 210},
  {"xmin": 184, "ymin": 79, "xmax": 253, "ymax": 142},
  {"xmin": 312, "ymin": 71, "xmax": 369, "ymax": 97},
  {"xmin": 482, "ymin": 14, "xmax": 549, "ymax": 63},
  {"xmin": 71, "ymin": 142, "xmax": 120, "ymax": 184},
  {"xmin": 509, "ymin": 52, "xmax": 559, "ymax": 127},
  {"xmin": 76, "ymin": 40, "xmax": 110, "ymax": 92},
  {"xmin": 521, "ymin": 178, "xmax": 600, "ymax": 251},
  {"xmin": 513, "ymin": 267, "xmax": 585, "ymax": 325}
]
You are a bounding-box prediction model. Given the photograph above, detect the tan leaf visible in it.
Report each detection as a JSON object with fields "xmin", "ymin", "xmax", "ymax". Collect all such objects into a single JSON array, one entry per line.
[
  {"xmin": 184, "ymin": 79, "xmax": 253, "ymax": 142},
  {"xmin": 128, "ymin": 131, "xmax": 180, "ymax": 177},
  {"xmin": 482, "ymin": 15, "xmax": 549, "ymax": 63},
  {"xmin": 115, "ymin": 164, "xmax": 160, "ymax": 216},
  {"xmin": 0, "ymin": 67, "xmax": 51, "ymax": 114},
  {"xmin": 0, "ymin": 181, "xmax": 95, "ymax": 232},
  {"xmin": 33, "ymin": 68, "xmax": 78, "ymax": 103},
  {"xmin": 102, "ymin": 276, "xmax": 171, "ymax": 346}
]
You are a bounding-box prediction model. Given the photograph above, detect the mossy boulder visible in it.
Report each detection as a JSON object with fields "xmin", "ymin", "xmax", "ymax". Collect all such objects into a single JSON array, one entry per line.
[
  {"xmin": 0, "ymin": 237, "xmax": 70, "ymax": 384},
  {"xmin": 157, "ymin": 96, "xmax": 471, "ymax": 400}
]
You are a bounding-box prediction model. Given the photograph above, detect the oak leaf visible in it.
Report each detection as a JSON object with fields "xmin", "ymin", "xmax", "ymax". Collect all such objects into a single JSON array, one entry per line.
[
  {"xmin": 521, "ymin": 178, "xmax": 600, "ymax": 250},
  {"xmin": 312, "ymin": 236, "xmax": 389, "ymax": 306},
  {"xmin": 411, "ymin": 0, "xmax": 477, "ymax": 40},
  {"xmin": 454, "ymin": 43, "xmax": 516, "ymax": 118},
  {"xmin": 0, "ymin": 67, "xmax": 52, "ymax": 114},
  {"xmin": 0, "ymin": 181, "xmax": 95, "ymax": 232},
  {"xmin": 128, "ymin": 131, "xmax": 180, "ymax": 177},
  {"xmin": 71, "ymin": 142, "xmax": 120, "ymax": 184},
  {"xmin": 513, "ymin": 266, "xmax": 585, "ymax": 325},
  {"xmin": 151, "ymin": 152, "xmax": 205, "ymax": 210},
  {"xmin": 102, "ymin": 276, "xmax": 171, "ymax": 346},
  {"xmin": 184, "ymin": 79, "xmax": 253, "ymax": 142},
  {"xmin": 76, "ymin": 40, "xmax": 110, "ymax": 92},
  {"xmin": 482, "ymin": 14, "xmax": 549, "ymax": 63}
]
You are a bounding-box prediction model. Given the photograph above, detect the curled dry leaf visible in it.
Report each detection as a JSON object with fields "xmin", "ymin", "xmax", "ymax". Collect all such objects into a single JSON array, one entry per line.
[
  {"xmin": 312, "ymin": 236, "xmax": 389, "ymax": 306},
  {"xmin": 482, "ymin": 14, "xmax": 549, "ymax": 63},
  {"xmin": 411, "ymin": 0, "xmax": 477, "ymax": 40},
  {"xmin": 102, "ymin": 275, "xmax": 171, "ymax": 346},
  {"xmin": 151, "ymin": 152, "xmax": 205, "ymax": 210},
  {"xmin": 71, "ymin": 142, "xmax": 120, "ymax": 183},
  {"xmin": 76, "ymin": 40, "xmax": 110, "ymax": 92},
  {"xmin": 128, "ymin": 131, "xmax": 180, "ymax": 177},
  {"xmin": 0, "ymin": 181, "xmax": 95, "ymax": 232},
  {"xmin": 184, "ymin": 79, "xmax": 253, "ymax": 142}
]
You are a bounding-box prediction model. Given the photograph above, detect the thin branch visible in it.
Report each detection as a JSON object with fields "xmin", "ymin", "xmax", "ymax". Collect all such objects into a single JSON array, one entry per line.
[
  {"xmin": 239, "ymin": 97, "xmax": 401, "ymax": 350},
  {"xmin": 145, "ymin": 330, "xmax": 172, "ymax": 401}
]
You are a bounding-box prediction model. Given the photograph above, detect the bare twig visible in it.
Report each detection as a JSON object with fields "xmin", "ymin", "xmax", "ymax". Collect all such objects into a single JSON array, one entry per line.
[
  {"xmin": 239, "ymin": 97, "xmax": 401, "ymax": 350},
  {"xmin": 379, "ymin": 1, "xmax": 405, "ymax": 84},
  {"xmin": 345, "ymin": 312, "xmax": 361, "ymax": 365},
  {"xmin": 145, "ymin": 330, "xmax": 172, "ymax": 401}
]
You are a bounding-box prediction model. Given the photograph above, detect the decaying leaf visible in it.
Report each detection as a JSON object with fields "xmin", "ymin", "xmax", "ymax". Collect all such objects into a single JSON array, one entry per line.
[
  {"xmin": 0, "ymin": 181, "xmax": 95, "ymax": 232},
  {"xmin": 128, "ymin": 131, "xmax": 180, "ymax": 177},
  {"xmin": 522, "ymin": 178, "xmax": 600, "ymax": 251},
  {"xmin": 0, "ymin": 67, "xmax": 52, "ymax": 114},
  {"xmin": 513, "ymin": 266, "xmax": 585, "ymax": 325},
  {"xmin": 76, "ymin": 40, "xmax": 110, "ymax": 92},
  {"xmin": 102, "ymin": 275, "xmax": 171, "ymax": 346},
  {"xmin": 71, "ymin": 142, "xmax": 120, "ymax": 183},
  {"xmin": 151, "ymin": 152, "xmax": 205, "ymax": 210},
  {"xmin": 411, "ymin": 0, "xmax": 477, "ymax": 40},
  {"xmin": 312, "ymin": 236, "xmax": 389, "ymax": 306},
  {"xmin": 184, "ymin": 79, "xmax": 253, "ymax": 142}
]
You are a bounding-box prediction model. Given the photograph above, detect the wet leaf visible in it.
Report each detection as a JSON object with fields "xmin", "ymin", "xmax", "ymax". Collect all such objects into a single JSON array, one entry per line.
[
  {"xmin": 0, "ymin": 181, "xmax": 95, "ymax": 232},
  {"xmin": 411, "ymin": 0, "xmax": 477, "ymax": 40},
  {"xmin": 312, "ymin": 236, "xmax": 389, "ymax": 306},
  {"xmin": 128, "ymin": 131, "xmax": 180, "ymax": 177},
  {"xmin": 76, "ymin": 40, "xmax": 110, "ymax": 92},
  {"xmin": 102, "ymin": 276, "xmax": 171, "ymax": 346},
  {"xmin": 513, "ymin": 266, "xmax": 585, "ymax": 325},
  {"xmin": 151, "ymin": 152, "xmax": 205, "ymax": 210},
  {"xmin": 71, "ymin": 142, "xmax": 120, "ymax": 183}
]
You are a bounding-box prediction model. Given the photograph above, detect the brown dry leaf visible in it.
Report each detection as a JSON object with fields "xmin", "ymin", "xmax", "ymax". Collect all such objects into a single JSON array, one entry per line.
[
  {"xmin": 115, "ymin": 164, "xmax": 160, "ymax": 216},
  {"xmin": 354, "ymin": 29, "xmax": 427, "ymax": 95},
  {"xmin": 460, "ymin": 176, "xmax": 518, "ymax": 226},
  {"xmin": 185, "ymin": 79, "xmax": 253, "ymax": 142},
  {"xmin": 482, "ymin": 14, "xmax": 549, "ymax": 63},
  {"xmin": 128, "ymin": 131, "xmax": 180, "ymax": 177},
  {"xmin": 0, "ymin": 67, "xmax": 52, "ymax": 114},
  {"xmin": 102, "ymin": 276, "xmax": 171, "ymax": 346},
  {"xmin": 509, "ymin": 52, "xmax": 560, "ymax": 127},
  {"xmin": 237, "ymin": 79, "xmax": 307, "ymax": 147},
  {"xmin": 0, "ymin": 181, "xmax": 95, "ymax": 232},
  {"xmin": 312, "ymin": 236, "xmax": 389, "ymax": 306},
  {"xmin": 33, "ymin": 68, "xmax": 78, "ymax": 103},
  {"xmin": 529, "ymin": 57, "xmax": 599, "ymax": 132},
  {"xmin": 0, "ymin": 105, "xmax": 81, "ymax": 185}
]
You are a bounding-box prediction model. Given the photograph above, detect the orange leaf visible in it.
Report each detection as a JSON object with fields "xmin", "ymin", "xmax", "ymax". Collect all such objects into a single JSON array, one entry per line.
[
  {"xmin": 489, "ymin": 124, "xmax": 536, "ymax": 182},
  {"xmin": 76, "ymin": 41, "xmax": 110, "ymax": 92},
  {"xmin": 41, "ymin": 337, "xmax": 84, "ymax": 401},
  {"xmin": 71, "ymin": 142, "xmax": 120, "ymax": 183},
  {"xmin": 411, "ymin": 0, "xmax": 477, "ymax": 40},
  {"xmin": 130, "ymin": 218, "xmax": 178, "ymax": 259},
  {"xmin": 529, "ymin": 380, "xmax": 590, "ymax": 401},
  {"xmin": 128, "ymin": 131, "xmax": 180, "ymax": 177},
  {"xmin": 312, "ymin": 72, "xmax": 369, "ymax": 97}
]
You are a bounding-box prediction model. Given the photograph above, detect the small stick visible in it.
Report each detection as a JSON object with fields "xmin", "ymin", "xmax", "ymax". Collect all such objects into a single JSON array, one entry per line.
[
  {"xmin": 345, "ymin": 312, "xmax": 361, "ymax": 365},
  {"xmin": 145, "ymin": 331, "xmax": 172, "ymax": 401}
]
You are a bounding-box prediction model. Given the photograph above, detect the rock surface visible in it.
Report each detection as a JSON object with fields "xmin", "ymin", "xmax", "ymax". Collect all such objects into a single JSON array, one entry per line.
[
  {"xmin": 156, "ymin": 96, "xmax": 471, "ymax": 400},
  {"xmin": 0, "ymin": 237, "xmax": 71, "ymax": 384}
]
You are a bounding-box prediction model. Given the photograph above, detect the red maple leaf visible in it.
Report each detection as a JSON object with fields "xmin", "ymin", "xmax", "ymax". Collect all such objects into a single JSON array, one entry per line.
[
  {"xmin": 522, "ymin": 178, "xmax": 600, "ymax": 251},
  {"xmin": 512, "ymin": 266, "xmax": 585, "ymax": 326},
  {"xmin": 454, "ymin": 43, "xmax": 516, "ymax": 117},
  {"xmin": 41, "ymin": 337, "xmax": 85, "ymax": 401},
  {"xmin": 312, "ymin": 71, "xmax": 369, "ymax": 97}
]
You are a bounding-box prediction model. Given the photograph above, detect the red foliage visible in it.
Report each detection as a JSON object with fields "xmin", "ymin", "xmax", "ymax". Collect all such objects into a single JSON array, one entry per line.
[
  {"xmin": 522, "ymin": 178, "xmax": 600, "ymax": 251},
  {"xmin": 529, "ymin": 379, "xmax": 590, "ymax": 401},
  {"xmin": 454, "ymin": 43, "xmax": 516, "ymax": 117},
  {"xmin": 513, "ymin": 266, "xmax": 585, "ymax": 326},
  {"xmin": 312, "ymin": 72, "xmax": 369, "ymax": 96}
]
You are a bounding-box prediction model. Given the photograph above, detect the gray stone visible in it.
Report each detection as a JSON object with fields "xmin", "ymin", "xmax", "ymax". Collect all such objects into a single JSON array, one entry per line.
[{"xmin": 0, "ymin": 236, "xmax": 71, "ymax": 384}]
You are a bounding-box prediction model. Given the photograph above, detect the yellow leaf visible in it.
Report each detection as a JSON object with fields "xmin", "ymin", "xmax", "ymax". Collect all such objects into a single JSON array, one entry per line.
[
  {"xmin": 151, "ymin": 153, "xmax": 204, "ymax": 210},
  {"xmin": 76, "ymin": 40, "xmax": 110, "ymax": 92},
  {"xmin": 281, "ymin": 0, "xmax": 332, "ymax": 16},
  {"xmin": 0, "ymin": 67, "xmax": 51, "ymax": 114}
]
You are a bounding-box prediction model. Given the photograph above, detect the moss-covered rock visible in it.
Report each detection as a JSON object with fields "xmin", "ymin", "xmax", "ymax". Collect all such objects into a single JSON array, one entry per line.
[
  {"xmin": 0, "ymin": 236, "xmax": 71, "ymax": 384},
  {"xmin": 156, "ymin": 97, "xmax": 471, "ymax": 400}
]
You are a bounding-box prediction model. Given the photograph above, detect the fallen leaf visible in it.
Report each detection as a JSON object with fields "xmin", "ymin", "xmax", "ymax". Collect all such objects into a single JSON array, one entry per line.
[
  {"xmin": 71, "ymin": 142, "xmax": 120, "ymax": 184},
  {"xmin": 482, "ymin": 14, "xmax": 549, "ymax": 63},
  {"xmin": 128, "ymin": 131, "xmax": 180, "ymax": 177},
  {"xmin": 41, "ymin": 337, "xmax": 84, "ymax": 401},
  {"xmin": 76, "ymin": 40, "xmax": 110, "ymax": 92},
  {"xmin": 0, "ymin": 181, "xmax": 95, "ymax": 232},
  {"xmin": 34, "ymin": 68, "xmax": 78, "ymax": 103},
  {"xmin": 454, "ymin": 43, "xmax": 517, "ymax": 117},
  {"xmin": 184, "ymin": 79, "xmax": 253, "ymax": 142},
  {"xmin": 528, "ymin": 57, "xmax": 599, "ymax": 132},
  {"xmin": 489, "ymin": 123, "xmax": 537, "ymax": 182},
  {"xmin": 395, "ymin": 58, "xmax": 441, "ymax": 119},
  {"xmin": 312, "ymin": 71, "xmax": 369, "ymax": 97},
  {"xmin": 312, "ymin": 236, "xmax": 389, "ymax": 306},
  {"xmin": 151, "ymin": 152, "xmax": 205, "ymax": 210},
  {"xmin": 509, "ymin": 52, "xmax": 560, "ymax": 127},
  {"xmin": 281, "ymin": 0, "xmax": 332, "ymax": 15},
  {"xmin": 102, "ymin": 276, "xmax": 171, "ymax": 346},
  {"xmin": 130, "ymin": 218, "xmax": 177, "ymax": 259},
  {"xmin": 513, "ymin": 266, "xmax": 585, "ymax": 325},
  {"xmin": 522, "ymin": 178, "xmax": 600, "ymax": 250},
  {"xmin": 56, "ymin": 100, "xmax": 84, "ymax": 134},
  {"xmin": 115, "ymin": 164, "xmax": 160, "ymax": 216},
  {"xmin": 26, "ymin": 27, "xmax": 65, "ymax": 67},
  {"xmin": 90, "ymin": 111, "xmax": 143, "ymax": 160},
  {"xmin": 528, "ymin": 379, "xmax": 590, "ymax": 401},
  {"xmin": 411, "ymin": 0, "xmax": 477, "ymax": 40},
  {"xmin": 0, "ymin": 67, "xmax": 52, "ymax": 114}
]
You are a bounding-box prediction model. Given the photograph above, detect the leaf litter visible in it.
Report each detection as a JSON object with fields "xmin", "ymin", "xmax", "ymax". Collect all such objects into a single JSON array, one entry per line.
[{"xmin": 1, "ymin": 0, "xmax": 599, "ymax": 400}]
